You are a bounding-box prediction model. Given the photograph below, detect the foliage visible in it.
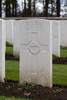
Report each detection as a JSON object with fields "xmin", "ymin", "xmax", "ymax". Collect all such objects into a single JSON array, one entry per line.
[
  {"xmin": 19, "ymin": 82, "xmax": 36, "ymax": 93},
  {"xmin": 4, "ymin": 0, "xmax": 18, "ymax": 17},
  {"xmin": 55, "ymin": 89, "xmax": 63, "ymax": 93},
  {"xmin": 2, "ymin": 0, "xmax": 60, "ymax": 17}
]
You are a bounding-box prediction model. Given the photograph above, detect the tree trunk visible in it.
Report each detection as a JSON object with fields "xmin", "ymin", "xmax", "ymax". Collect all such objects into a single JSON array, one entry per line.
[
  {"xmin": 33, "ymin": 0, "xmax": 36, "ymax": 16},
  {"xmin": 28, "ymin": 0, "xmax": 31, "ymax": 16},
  {"xmin": 56, "ymin": 0, "xmax": 60, "ymax": 17},
  {"xmin": 0, "ymin": 0, "xmax": 2, "ymax": 17},
  {"xmin": 24, "ymin": 0, "xmax": 26, "ymax": 16},
  {"xmin": 45, "ymin": 0, "xmax": 49, "ymax": 17}
]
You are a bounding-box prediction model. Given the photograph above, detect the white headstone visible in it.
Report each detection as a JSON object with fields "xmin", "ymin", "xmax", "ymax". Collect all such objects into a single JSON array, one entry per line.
[
  {"xmin": 60, "ymin": 20, "xmax": 67, "ymax": 47},
  {"xmin": 20, "ymin": 19, "xmax": 52, "ymax": 87},
  {"xmin": 13, "ymin": 20, "xmax": 22, "ymax": 56},
  {"xmin": 0, "ymin": 19, "xmax": 6, "ymax": 82},
  {"xmin": 52, "ymin": 20, "xmax": 60, "ymax": 57},
  {"xmin": 6, "ymin": 20, "xmax": 14, "ymax": 44}
]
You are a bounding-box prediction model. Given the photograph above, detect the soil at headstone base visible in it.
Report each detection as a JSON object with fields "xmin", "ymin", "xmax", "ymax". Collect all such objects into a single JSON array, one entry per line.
[
  {"xmin": 5, "ymin": 53, "xmax": 19, "ymax": 61},
  {"xmin": 53, "ymin": 57, "xmax": 67, "ymax": 64},
  {"xmin": 0, "ymin": 81, "xmax": 67, "ymax": 100}
]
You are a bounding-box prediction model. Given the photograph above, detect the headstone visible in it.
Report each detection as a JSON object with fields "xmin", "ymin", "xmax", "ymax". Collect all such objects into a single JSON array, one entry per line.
[
  {"xmin": 6, "ymin": 20, "xmax": 14, "ymax": 44},
  {"xmin": 20, "ymin": 19, "xmax": 52, "ymax": 87},
  {"xmin": 13, "ymin": 20, "xmax": 22, "ymax": 56},
  {"xmin": 0, "ymin": 19, "xmax": 6, "ymax": 82},
  {"xmin": 60, "ymin": 20, "xmax": 67, "ymax": 47},
  {"xmin": 52, "ymin": 20, "xmax": 60, "ymax": 57}
]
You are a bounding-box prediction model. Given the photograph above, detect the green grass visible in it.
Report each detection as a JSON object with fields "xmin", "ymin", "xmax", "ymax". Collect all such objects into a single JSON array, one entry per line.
[
  {"xmin": 52, "ymin": 55, "xmax": 57, "ymax": 61},
  {"xmin": 53, "ymin": 64, "xmax": 67, "ymax": 86},
  {"xmin": 0, "ymin": 96, "xmax": 32, "ymax": 100},
  {"xmin": 5, "ymin": 60, "xmax": 67, "ymax": 86},
  {"xmin": 53, "ymin": 48, "xmax": 67, "ymax": 61},
  {"xmin": 6, "ymin": 41, "xmax": 12, "ymax": 47},
  {"xmin": 60, "ymin": 48, "xmax": 67, "ymax": 57},
  {"xmin": 6, "ymin": 41, "xmax": 13, "ymax": 55},
  {"xmin": 6, "ymin": 46, "xmax": 13, "ymax": 55},
  {"xmin": 6, "ymin": 60, "xmax": 19, "ymax": 81},
  {"xmin": 53, "ymin": 48, "xmax": 67, "ymax": 86}
]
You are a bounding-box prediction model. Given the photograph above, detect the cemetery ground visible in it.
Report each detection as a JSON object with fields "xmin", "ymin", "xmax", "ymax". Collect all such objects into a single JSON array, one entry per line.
[{"xmin": 0, "ymin": 42, "xmax": 67, "ymax": 100}]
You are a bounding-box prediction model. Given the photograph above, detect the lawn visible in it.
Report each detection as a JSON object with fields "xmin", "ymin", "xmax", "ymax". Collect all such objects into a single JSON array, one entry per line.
[
  {"xmin": 53, "ymin": 48, "xmax": 67, "ymax": 61},
  {"xmin": 60, "ymin": 48, "xmax": 67, "ymax": 57},
  {"xmin": 6, "ymin": 41, "xmax": 13, "ymax": 55},
  {"xmin": 6, "ymin": 60, "xmax": 19, "ymax": 81},
  {"xmin": 6, "ymin": 46, "xmax": 13, "ymax": 55},
  {"xmin": 5, "ymin": 60, "xmax": 67, "ymax": 86},
  {"xmin": 53, "ymin": 64, "xmax": 67, "ymax": 86},
  {"xmin": 0, "ymin": 97, "xmax": 32, "ymax": 100}
]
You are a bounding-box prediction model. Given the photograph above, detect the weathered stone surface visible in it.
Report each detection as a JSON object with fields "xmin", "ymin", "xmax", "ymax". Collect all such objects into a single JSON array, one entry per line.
[
  {"xmin": 52, "ymin": 20, "xmax": 60, "ymax": 57},
  {"xmin": 60, "ymin": 20, "xmax": 67, "ymax": 47},
  {"xmin": 20, "ymin": 19, "xmax": 52, "ymax": 87},
  {"xmin": 0, "ymin": 19, "xmax": 6, "ymax": 82},
  {"xmin": 6, "ymin": 20, "xmax": 14, "ymax": 44}
]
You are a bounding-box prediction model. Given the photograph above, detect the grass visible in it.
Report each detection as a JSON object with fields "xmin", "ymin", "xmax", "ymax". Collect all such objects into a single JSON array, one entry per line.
[
  {"xmin": 6, "ymin": 60, "xmax": 19, "ymax": 81},
  {"xmin": 53, "ymin": 48, "xmax": 67, "ymax": 61},
  {"xmin": 6, "ymin": 41, "xmax": 12, "ymax": 47},
  {"xmin": 53, "ymin": 64, "xmax": 67, "ymax": 86},
  {"xmin": 52, "ymin": 55, "xmax": 57, "ymax": 61},
  {"xmin": 6, "ymin": 41, "xmax": 13, "ymax": 55},
  {"xmin": 0, "ymin": 96, "xmax": 32, "ymax": 100},
  {"xmin": 53, "ymin": 48, "xmax": 67, "ymax": 86},
  {"xmin": 60, "ymin": 48, "xmax": 67, "ymax": 57},
  {"xmin": 5, "ymin": 60, "xmax": 67, "ymax": 86},
  {"xmin": 6, "ymin": 46, "xmax": 13, "ymax": 55}
]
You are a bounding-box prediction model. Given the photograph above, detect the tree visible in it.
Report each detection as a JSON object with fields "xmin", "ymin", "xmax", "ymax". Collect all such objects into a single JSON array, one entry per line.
[
  {"xmin": 45, "ymin": 0, "xmax": 49, "ymax": 17},
  {"xmin": 27, "ymin": 0, "xmax": 32, "ymax": 16},
  {"xmin": 11, "ymin": 0, "xmax": 18, "ymax": 16},
  {"xmin": 4, "ymin": 0, "xmax": 18, "ymax": 17},
  {"xmin": 24, "ymin": 0, "xmax": 26, "ymax": 16},
  {"xmin": 5, "ymin": 0, "xmax": 10, "ymax": 17},
  {"xmin": 56, "ymin": 0, "xmax": 60, "ymax": 17},
  {"xmin": 50, "ymin": 0, "xmax": 54, "ymax": 16},
  {"xmin": 33, "ymin": 0, "xmax": 36, "ymax": 16},
  {"xmin": 0, "ymin": 0, "xmax": 2, "ymax": 17}
]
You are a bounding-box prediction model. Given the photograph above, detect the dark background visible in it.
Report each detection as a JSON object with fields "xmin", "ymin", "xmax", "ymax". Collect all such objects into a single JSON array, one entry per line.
[{"xmin": 0, "ymin": 0, "xmax": 60, "ymax": 17}]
